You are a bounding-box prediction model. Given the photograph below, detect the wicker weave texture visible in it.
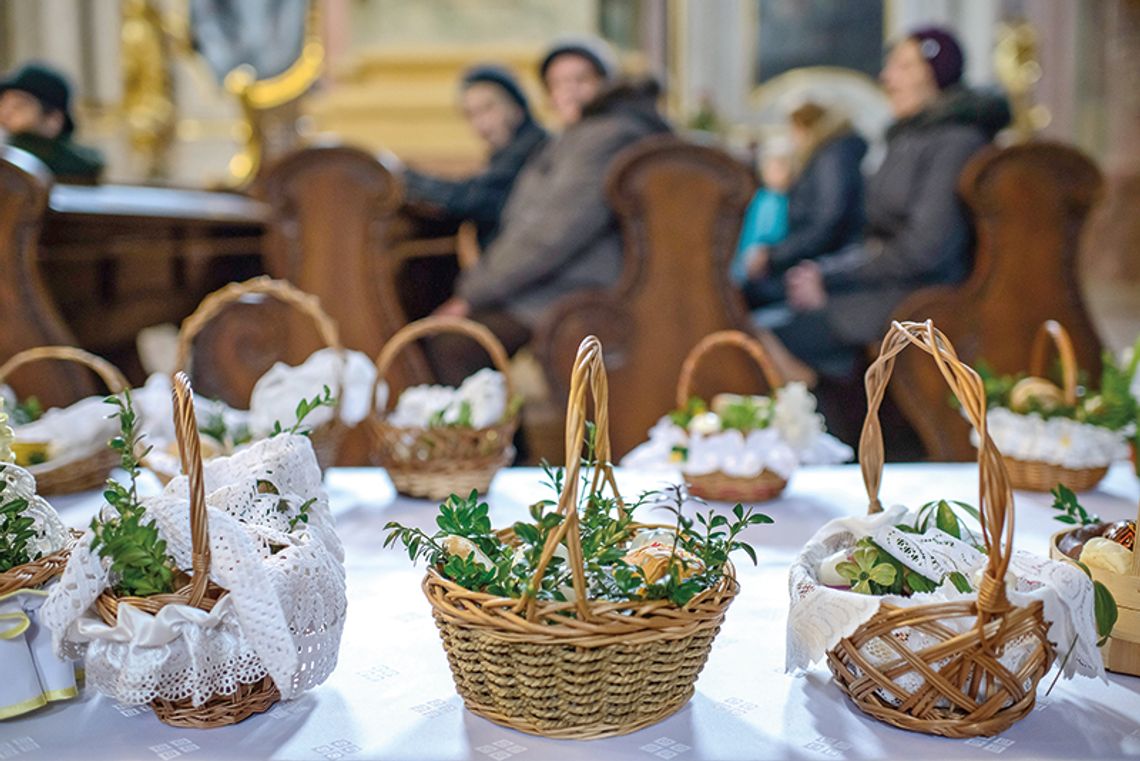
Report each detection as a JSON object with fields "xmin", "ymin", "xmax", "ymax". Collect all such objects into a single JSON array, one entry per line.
[
  {"xmin": 825, "ymin": 320, "xmax": 1054, "ymax": 738},
  {"xmin": 0, "ymin": 346, "xmax": 129, "ymax": 496},
  {"xmin": 423, "ymin": 335, "xmax": 737, "ymax": 738},
  {"xmin": 675, "ymin": 330, "xmax": 787, "ymax": 502},
  {"xmin": 1002, "ymin": 320, "xmax": 1106, "ymax": 492},
  {"xmin": 370, "ymin": 316, "xmax": 518, "ymax": 499},
  {"xmin": 174, "ymin": 276, "xmax": 346, "ymax": 473},
  {"xmin": 94, "ymin": 372, "xmax": 279, "ymax": 727}
]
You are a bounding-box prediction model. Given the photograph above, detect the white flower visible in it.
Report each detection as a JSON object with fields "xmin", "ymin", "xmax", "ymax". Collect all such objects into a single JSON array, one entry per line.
[
  {"xmin": 0, "ymin": 397, "xmax": 14, "ymax": 462},
  {"xmin": 772, "ymin": 382, "xmax": 825, "ymax": 452},
  {"xmin": 688, "ymin": 411, "xmax": 722, "ymax": 436},
  {"xmin": 455, "ymin": 368, "xmax": 508, "ymax": 428},
  {"xmin": 1080, "ymin": 537, "xmax": 1133, "ymax": 576}
]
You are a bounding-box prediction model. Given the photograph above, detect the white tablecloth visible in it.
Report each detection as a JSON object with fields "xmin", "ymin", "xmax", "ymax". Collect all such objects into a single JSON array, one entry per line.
[{"xmin": 5, "ymin": 463, "xmax": 1140, "ymax": 761}]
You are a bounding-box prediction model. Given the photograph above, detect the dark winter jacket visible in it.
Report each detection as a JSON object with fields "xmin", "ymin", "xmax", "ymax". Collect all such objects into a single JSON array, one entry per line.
[
  {"xmin": 403, "ymin": 117, "xmax": 547, "ymax": 248},
  {"xmin": 817, "ymin": 87, "xmax": 1011, "ymax": 345},
  {"xmin": 768, "ymin": 128, "xmax": 867, "ymax": 273},
  {"xmin": 7, "ymin": 132, "xmax": 103, "ymax": 183},
  {"xmin": 457, "ymin": 79, "xmax": 671, "ymax": 326}
]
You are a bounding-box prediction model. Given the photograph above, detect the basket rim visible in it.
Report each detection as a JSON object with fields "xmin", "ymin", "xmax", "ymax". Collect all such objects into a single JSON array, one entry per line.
[{"xmin": 422, "ymin": 518, "xmax": 740, "ymax": 643}]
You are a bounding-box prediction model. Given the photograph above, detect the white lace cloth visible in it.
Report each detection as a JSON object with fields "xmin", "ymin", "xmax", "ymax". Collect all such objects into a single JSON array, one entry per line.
[
  {"xmin": 388, "ymin": 368, "xmax": 508, "ymax": 429},
  {"xmin": 248, "ymin": 348, "xmax": 381, "ymax": 436},
  {"xmin": 622, "ymin": 382, "xmax": 852, "ymax": 479},
  {"xmin": 9, "ymin": 395, "xmax": 118, "ymax": 463},
  {"xmin": 40, "ymin": 434, "xmax": 347, "ymax": 707},
  {"xmin": 1, "ymin": 464, "xmax": 77, "ymax": 718},
  {"xmin": 977, "ymin": 408, "xmax": 1130, "ymax": 469},
  {"xmin": 787, "ymin": 505, "xmax": 1104, "ymax": 698},
  {"xmin": 1, "ymin": 463, "xmax": 69, "ymax": 560}
]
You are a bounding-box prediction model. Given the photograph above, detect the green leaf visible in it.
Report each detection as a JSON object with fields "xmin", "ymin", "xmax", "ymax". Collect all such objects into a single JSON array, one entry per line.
[
  {"xmin": 935, "ymin": 500, "xmax": 961, "ymax": 539},
  {"xmin": 1093, "ymin": 580, "xmax": 1119, "ymax": 639},
  {"xmin": 947, "ymin": 571, "xmax": 973, "ymax": 593}
]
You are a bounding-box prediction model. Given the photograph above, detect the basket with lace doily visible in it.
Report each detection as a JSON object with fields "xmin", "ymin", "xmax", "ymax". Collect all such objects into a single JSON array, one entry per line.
[
  {"xmin": 369, "ymin": 316, "xmax": 520, "ymax": 500},
  {"xmin": 623, "ymin": 330, "xmax": 851, "ymax": 503},
  {"xmin": 787, "ymin": 321, "xmax": 1107, "ymax": 738},
  {"xmin": 41, "ymin": 372, "xmax": 347, "ymax": 728},
  {"xmin": 0, "ymin": 428, "xmax": 84, "ymax": 719},
  {"xmin": 974, "ymin": 320, "xmax": 1133, "ymax": 492},
  {"xmin": 0, "ymin": 346, "xmax": 131, "ymax": 496},
  {"xmin": 387, "ymin": 336, "xmax": 748, "ymax": 739},
  {"xmin": 161, "ymin": 276, "xmax": 349, "ymax": 481}
]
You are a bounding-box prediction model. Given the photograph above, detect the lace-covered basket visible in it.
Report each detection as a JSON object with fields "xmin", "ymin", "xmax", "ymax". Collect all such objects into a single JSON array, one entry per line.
[
  {"xmin": 369, "ymin": 316, "xmax": 519, "ymax": 500},
  {"xmin": 159, "ymin": 276, "xmax": 348, "ymax": 482},
  {"xmin": 0, "ymin": 346, "xmax": 129, "ymax": 495},
  {"xmin": 991, "ymin": 321, "xmax": 1117, "ymax": 492},
  {"xmin": 675, "ymin": 331, "xmax": 790, "ymax": 502},
  {"xmin": 797, "ymin": 321, "xmax": 1056, "ymax": 738},
  {"xmin": 41, "ymin": 372, "xmax": 347, "ymax": 728}
]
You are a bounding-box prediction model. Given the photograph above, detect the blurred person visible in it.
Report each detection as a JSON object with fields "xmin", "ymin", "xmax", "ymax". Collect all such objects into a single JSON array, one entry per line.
[
  {"xmin": 739, "ymin": 101, "xmax": 867, "ymax": 308},
  {"xmin": 402, "ymin": 65, "xmax": 547, "ymax": 248},
  {"xmin": 731, "ymin": 134, "xmax": 793, "ymax": 287},
  {"xmin": 0, "ymin": 62, "xmax": 103, "ymax": 182},
  {"xmin": 772, "ymin": 27, "xmax": 1010, "ymax": 383},
  {"xmin": 429, "ymin": 37, "xmax": 671, "ymax": 385}
]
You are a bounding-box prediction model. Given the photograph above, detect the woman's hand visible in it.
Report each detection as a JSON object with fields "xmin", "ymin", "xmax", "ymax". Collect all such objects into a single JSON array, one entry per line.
[
  {"xmin": 745, "ymin": 246, "xmax": 770, "ymax": 280},
  {"xmin": 433, "ymin": 298, "xmax": 471, "ymax": 318},
  {"xmin": 785, "ymin": 262, "xmax": 827, "ymax": 311}
]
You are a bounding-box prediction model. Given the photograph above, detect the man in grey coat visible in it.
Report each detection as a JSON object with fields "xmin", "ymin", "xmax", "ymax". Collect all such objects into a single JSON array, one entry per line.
[
  {"xmin": 430, "ymin": 38, "xmax": 671, "ymax": 384},
  {"xmin": 774, "ymin": 27, "xmax": 1011, "ymax": 382}
]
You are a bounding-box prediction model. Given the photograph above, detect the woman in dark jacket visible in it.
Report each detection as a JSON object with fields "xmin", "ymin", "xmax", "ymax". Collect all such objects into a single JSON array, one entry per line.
[
  {"xmin": 402, "ymin": 65, "xmax": 547, "ymax": 249},
  {"xmin": 774, "ymin": 27, "xmax": 1011, "ymax": 380},
  {"xmin": 740, "ymin": 101, "xmax": 867, "ymax": 307}
]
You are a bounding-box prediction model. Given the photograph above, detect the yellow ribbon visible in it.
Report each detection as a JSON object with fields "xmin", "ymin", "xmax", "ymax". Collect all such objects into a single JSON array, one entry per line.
[{"xmin": 0, "ymin": 588, "xmax": 48, "ymax": 639}]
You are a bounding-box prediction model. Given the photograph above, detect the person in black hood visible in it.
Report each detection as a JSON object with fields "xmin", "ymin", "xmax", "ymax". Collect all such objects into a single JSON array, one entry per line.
[
  {"xmin": 0, "ymin": 62, "xmax": 104, "ymax": 183},
  {"xmin": 402, "ymin": 65, "xmax": 547, "ymax": 249},
  {"xmin": 429, "ymin": 38, "xmax": 671, "ymax": 385},
  {"xmin": 773, "ymin": 26, "xmax": 1011, "ymax": 382},
  {"xmin": 740, "ymin": 101, "xmax": 868, "ymax": 307}
]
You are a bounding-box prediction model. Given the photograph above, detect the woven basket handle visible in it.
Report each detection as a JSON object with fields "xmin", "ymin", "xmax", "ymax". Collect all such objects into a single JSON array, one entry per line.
[
  {"xmin": 675, "ymin": 330, "xmax": 784, "ymax": 408},
  {"xmin": 175, "ymin": 276, "xmax": 343, "ymax": 399},
  {"xmin": 1028, "ymin": 320, "xmax": 1078, "ymax": 406},
  {"xmin": 0, "ymin": 346, "xmax": 129, "ymax": 397},
  {"xmin": 861, "ymin": 320, "xmax": 1016, "ymax": 618},
  {"xmin": 372, "ymin": 316, "xmax": 515, "ymax": 415},
  {"xmin": 170, "ymin": 371, "xmax": 211, "ymax": 608},
  {"xmin": 517, "ymin": 335, "xmax": 624, "ymax": 622}
]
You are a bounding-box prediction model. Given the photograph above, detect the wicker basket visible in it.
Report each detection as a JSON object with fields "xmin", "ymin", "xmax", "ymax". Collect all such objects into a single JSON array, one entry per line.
[
  {"xmin": 369, "ymin": 316, "xmax": 519, "ymax": 500},
  {"xmin": 0, "ymin": 346, "xmax": 130, "ymax": 495},
  {"xmin": 1049, "ymin": 505, "xmax": 1140, "ymax": 676},
  {"xmin": 161, "ymin": 276, "xmax": 346, "ymax": 481},
  {"xmin": 1001, "ymin": 320, "xmax": 1108, "ymax": 492},
  {"xmin": 424, "ymin": 335, "xmax": 738, "ymax": 739},
  {"xmin": 825, "ymin": 320, "xmax": 1054, "ymax": 738},
  {"xmin": 93, "ymin": 371, "xmax": 280, "ymax": 727},
  {"xmin": 0, "ymin": 530, "xmax": 81, "ymax": 597},
  {"xmin": 675, "ymin": 330, "xmax": 788, "ymax": 502}
]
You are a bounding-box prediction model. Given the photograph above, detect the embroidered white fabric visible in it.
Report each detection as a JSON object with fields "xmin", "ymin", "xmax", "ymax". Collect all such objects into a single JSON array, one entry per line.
[
  {"xmin": 786, "ymin": 505, "xmax": 1104, "ymax": 705},
  {"xmin": 622, "ymin": 382, "xmax": 853, "ymax": 480},
  {"xmin": 388, "ymin": 368, "xmax": 508, "ymax": 429},
  {"xmin": 248, "ymin": 348, "xmax": 381, "ymax": 435},
  {"xmin": 40, "ymin": 434, "xmax": 347, "ymax": 707},
  {"xmin": 0, "ymin": 463, "xmax": 69, "ymax": 559},
  {"xmin": 11, "ymin": 395, "xmax": 119, "ymax": 462},
  {"xmin": 976, "ymin": 408, "xmax": 1130, "ymax": 469}
]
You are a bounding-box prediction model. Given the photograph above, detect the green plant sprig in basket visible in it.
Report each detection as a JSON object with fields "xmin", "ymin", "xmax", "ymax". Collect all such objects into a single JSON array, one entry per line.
[{"xmin": 90, "ymin": 392, "xmax": 177, "ymax": 597}]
